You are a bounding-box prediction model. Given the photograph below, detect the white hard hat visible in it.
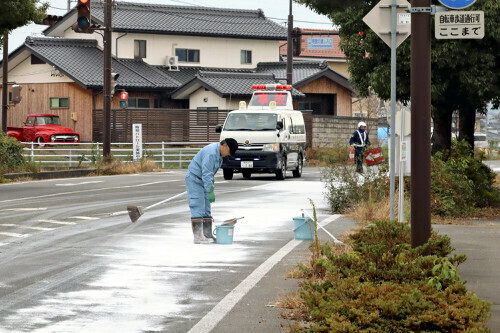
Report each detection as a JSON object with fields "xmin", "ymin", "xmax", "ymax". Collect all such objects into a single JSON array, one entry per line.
[{"xmin": 358, "ymin": 121, "xmax": 367, "ymax": 128}]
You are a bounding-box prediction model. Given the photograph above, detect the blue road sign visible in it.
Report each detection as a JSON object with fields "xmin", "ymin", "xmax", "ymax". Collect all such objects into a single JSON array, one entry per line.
[
  {"xmin": 438, "ymin": 0, "xmax": 477, "ymax": 10},
  {"xmin": 307, "ymin": 37, "xmax": 333, "ymax": 50}
]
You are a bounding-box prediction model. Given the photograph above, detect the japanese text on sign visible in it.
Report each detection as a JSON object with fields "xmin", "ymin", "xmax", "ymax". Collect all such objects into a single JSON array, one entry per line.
[
  {"xmin": 435, "ymin": 11, "xmax": 484, "ymax": 40},
  {"xmin": 132, "ymin": 124, "xmax": 142, "ymax": 162},
  {"xmin": 307, "ymin": 37, "xmax": 333, "ymax": 49}
]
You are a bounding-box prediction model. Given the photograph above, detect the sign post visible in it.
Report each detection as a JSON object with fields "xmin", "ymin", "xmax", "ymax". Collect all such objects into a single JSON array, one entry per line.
[
  {"xmin": 363, "ymin": 0, "xmax": 411, "ymax": 221},
  {"xmin": 133, "ymin": 124, "xmax": 143, "ymax": 162}
]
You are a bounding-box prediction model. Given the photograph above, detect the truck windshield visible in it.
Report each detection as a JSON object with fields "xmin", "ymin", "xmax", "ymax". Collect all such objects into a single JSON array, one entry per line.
[
  {"xmin": 224, "ymin": 113, "xmax": 278, "ymax": 131},
  {"xmin": 249, "ymin": 92, "xmax": 288, "ymax": 107},
  {"xmin": 35, "ymin": 116, "xmax": 61, "ymax": 125}
]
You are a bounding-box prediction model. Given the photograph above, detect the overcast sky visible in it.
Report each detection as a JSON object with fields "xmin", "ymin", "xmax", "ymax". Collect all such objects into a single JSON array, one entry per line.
[{"xmin": 6, "ymin": 0, "xmax": 334, "ymax": 53}]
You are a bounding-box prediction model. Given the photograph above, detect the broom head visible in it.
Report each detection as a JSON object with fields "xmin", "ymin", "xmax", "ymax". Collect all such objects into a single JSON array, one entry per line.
[{"xmin": 127, "ymin": 205, "xmax": 144, "ymax": 223}]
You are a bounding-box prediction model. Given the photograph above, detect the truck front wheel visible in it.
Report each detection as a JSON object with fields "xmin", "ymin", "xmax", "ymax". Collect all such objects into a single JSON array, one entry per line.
[
  {"xmin": 36, "ymin": 137, "xmax": 45, "ymax": 147},
  {"xmin": 223, "ymin": 169, "xmax": 234, "ymax": 180},
  {"xmin": 275, "ymin": 156, "xmax": 286, "ymax": 180}
]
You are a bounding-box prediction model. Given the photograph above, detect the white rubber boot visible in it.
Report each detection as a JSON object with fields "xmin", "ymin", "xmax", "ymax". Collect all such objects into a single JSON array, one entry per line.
[
  {"xmin": 192, "ymin": 217, "xmax": 211, "ymax": 244},
  {"xmin": 203, "ymin": 217, "xmax": 216, "ymax": 243}
]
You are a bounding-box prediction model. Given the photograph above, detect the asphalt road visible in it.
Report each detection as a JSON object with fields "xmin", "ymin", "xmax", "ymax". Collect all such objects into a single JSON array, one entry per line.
[{"xmin": 0, "ymin": 167, "xmax": 335, "ymax": 332}]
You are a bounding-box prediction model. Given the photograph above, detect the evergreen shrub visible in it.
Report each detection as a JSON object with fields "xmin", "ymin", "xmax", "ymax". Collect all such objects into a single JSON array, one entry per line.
[{"xmin": 295, "ymin": 221, "xmax": 491, "ymax": 332}]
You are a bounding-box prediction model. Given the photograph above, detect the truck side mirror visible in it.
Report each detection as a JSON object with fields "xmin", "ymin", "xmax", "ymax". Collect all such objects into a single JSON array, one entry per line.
[
  {"xmin": 215, "ymin": 124, "xmax": 222, "ymax": 133},
  {"xmin": 276, "ymin": 121, "xmax": 283, "ymax": 130}
]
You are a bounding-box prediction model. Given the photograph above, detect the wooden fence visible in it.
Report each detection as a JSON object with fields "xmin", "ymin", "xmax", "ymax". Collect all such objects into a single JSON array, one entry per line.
[
  {"xmin": 93, "ymin": 108, "xmax": 230, "ymax": 143},
  {"xmin": 93, "ymin": 108, "xmax": 315, "ymax": 146}
]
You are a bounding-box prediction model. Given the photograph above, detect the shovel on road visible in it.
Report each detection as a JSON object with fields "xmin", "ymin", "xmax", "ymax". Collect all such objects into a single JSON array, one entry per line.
[
  {"xmin": 221, "ymin": 216, "xmax": 244, "ymax": 226},
  {"xmin": 127, "ymin": 191, "xmax": 187, "ymax": 223}
]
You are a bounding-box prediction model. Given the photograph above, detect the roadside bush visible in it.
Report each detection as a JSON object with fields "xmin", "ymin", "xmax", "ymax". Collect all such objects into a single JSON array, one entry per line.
[
  {"xmin": 322, "ymin": 163, "xmax": 389, "ymax": 213},
  {"xmin": 431, "ymin": 140, "xmax": 500, "ymax": 217},
  {"xmin": 287, "ymin": 221, "xmax": 491, "ymax": 332},
  {"xmin": 0, "ymin": 130, "xmax": 25, "ymax": 174},
  {"xmin": 321, "ymin": 139, "xmax": 499, "ymax": 218}
]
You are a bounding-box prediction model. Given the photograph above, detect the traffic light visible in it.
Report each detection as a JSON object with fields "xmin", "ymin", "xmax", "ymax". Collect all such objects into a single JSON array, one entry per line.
[
  {"xmin": 36, "ymin": 15, "xmax": 63, "ymax": 26},
  {"xmin": 120, "ymin": 91, "xmax": 128, "ymax": 108},
  {"xmin": 12, "ymin": 85, "xmax": 22, "ymax": 104},
  {"xmin": 292, "ymin": 28, "xmax": 302, "ymax": 57},
  {"xmin": 76, "ymin": 0, "xmax": 91, "ymax": 33},
  {"xmin": 111, "ymin": 73, "xmax": 120, "ymax": 94}
]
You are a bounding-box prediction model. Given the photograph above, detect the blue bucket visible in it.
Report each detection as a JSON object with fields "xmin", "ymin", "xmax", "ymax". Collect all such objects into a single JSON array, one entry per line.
[
  {"xmin": 292, "ymin": 216, "xmax": 315, "ymax": 240},
  {"xmin": 214, "ymin": 225, "xmax": 235, "ymax": 244}
]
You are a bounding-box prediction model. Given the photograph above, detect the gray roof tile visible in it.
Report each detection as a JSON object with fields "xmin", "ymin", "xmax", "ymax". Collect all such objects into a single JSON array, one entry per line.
[
  {"xmin": 256, "ymin": 60, "xmax": 353, "ymax": 91},
  {"xmin": 24, "ymin": 36, "xmax": 178, "ymax": 89},
  {"xmin": 89, "ymin": 2, "xmax": 287, "ymax": 40},
  {"xmin": 156, "ymin": 66, "xmax": 253, "ymax": 86},
  {"xmin": 171, "ymin": 71, "xmax": 304, "ymax": 99}
]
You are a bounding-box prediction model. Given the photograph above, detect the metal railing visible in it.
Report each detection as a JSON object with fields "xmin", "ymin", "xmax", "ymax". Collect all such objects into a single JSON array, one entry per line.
[{"xmin": 21, "ymin": 142, "xmax": 211, "ymax": 168}]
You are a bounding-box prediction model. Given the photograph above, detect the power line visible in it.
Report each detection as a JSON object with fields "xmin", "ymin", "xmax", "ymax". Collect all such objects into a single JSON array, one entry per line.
[{"xmin": 268, "ymin": 17, "xmax": 333, "ymax": 25}]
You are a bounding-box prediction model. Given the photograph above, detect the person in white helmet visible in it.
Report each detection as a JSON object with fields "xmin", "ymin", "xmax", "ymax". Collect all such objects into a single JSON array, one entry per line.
[{"xmin": 349, "ymin": 121, "xmax": 370, "ymax": 173}]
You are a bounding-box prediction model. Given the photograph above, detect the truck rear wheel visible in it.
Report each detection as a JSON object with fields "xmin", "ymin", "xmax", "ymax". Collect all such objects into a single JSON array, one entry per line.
[
  {"xmin": 275, "ymin": 156, "xmax": 286, "ymax": 180},
  {"xmin": 293, "ymin": 155, "xmax": 303, "ymax": 178},
  {"xmin": 223, "ymin": 169, "xmax": 234, "ymax": 180}
]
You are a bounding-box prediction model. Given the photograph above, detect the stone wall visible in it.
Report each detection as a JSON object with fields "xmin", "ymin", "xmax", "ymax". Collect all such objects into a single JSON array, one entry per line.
[{"xmin": 311, "ymin": 116, "xmax": 382, "ymax": 148}]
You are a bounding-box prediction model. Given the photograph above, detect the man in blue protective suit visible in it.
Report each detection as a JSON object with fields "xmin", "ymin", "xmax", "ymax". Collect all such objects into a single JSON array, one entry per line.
[
  {"xmin": 185, "ymin": 138, "xmax": 238, "ymax": 244},
  {"xmin": 349, "ymin": 121, "xmax": 370, "ymax": 174}
]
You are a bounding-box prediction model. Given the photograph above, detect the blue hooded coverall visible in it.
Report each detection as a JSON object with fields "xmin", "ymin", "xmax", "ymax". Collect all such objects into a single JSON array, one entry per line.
[{"xmin": 185, "ymin": 142, "xmax": 223, "ymax": 218}]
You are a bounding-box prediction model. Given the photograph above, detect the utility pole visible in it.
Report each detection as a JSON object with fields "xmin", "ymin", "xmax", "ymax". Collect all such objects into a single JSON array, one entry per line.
[
  {"xmin": 286, "ymin": 0, "xmax": 293, "ymax": 85},
  {"xmin": 2, "ymin": 34, "xmax": 8, "ymax": 133},
  {"xmin": 103, "ymin": 0, "xmax": 112, "ymax": 161},
  {"xmin": 410, "ymin": 0, "xmax": 431, "ymax": 253}
]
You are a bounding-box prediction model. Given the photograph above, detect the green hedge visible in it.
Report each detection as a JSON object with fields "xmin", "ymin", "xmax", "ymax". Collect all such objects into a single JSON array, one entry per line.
[
  {"xmin": 0, "ymin": 130, "xmax": 25, "ymax": 175},
  {"xmin": 296, "ymin": 221, "xmax": 491, "ymax": 332}
]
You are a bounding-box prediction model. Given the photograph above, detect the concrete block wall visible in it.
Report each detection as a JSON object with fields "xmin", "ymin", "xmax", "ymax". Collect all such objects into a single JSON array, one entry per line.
[{"xmin": 311, "ymin": 116, "xmax": 381, "ymax": 148}]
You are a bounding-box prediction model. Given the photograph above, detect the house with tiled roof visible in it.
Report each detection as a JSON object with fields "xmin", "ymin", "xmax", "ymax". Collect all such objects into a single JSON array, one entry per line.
[
  {"xmin": 1, "ymin": 2, "xmax": 355, "ymax": 142},
  {"xmin": 280, "ymin": 29, "xmax": 349, "ymax": 78}
]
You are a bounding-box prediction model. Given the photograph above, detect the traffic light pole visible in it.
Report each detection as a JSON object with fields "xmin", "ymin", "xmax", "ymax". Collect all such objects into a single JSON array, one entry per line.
[
  {"xmin": 410, "ymin": 0, "xmax": 431, "ymax": 253},
  {"xmin": 2, "ymin": 34, "xmax": 8, "ymax": 133},
  {"xmin": 103, "ymin": 0, "xmax": 112, "ymax": 161}
]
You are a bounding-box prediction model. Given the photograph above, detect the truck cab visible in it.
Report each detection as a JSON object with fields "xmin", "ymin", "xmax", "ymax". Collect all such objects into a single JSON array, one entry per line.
[
  {"xmin": 7, "ymin": 114, "xmax": 80, "ymax": 146},
  {"xmin": 216, "ymin": 84, "xmax": 306, "ymax": 180}
]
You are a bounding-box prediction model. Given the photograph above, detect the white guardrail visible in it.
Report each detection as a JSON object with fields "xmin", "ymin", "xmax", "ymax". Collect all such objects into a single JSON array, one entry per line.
[{"xmin": 21, "ymin": 142, "xmax": 211, "ymax": 168}]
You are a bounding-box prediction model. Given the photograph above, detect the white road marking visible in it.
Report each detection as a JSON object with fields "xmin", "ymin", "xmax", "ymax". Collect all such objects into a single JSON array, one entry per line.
[
  {"xmin": 0, "ymin": 242, "xmax": 8, "ymax": 247},
  {"xmin": 188, "ymin": 214, "xmax": 342, "ymax": 333},
  {"xmin": 55, "ymin": 181, "xmax": 103, "ymax": 187},
  {"xmin": 37, "ymin": 219, "xmax": 76, "ymax": 225},
  {"xmin": 108, "ymin": 211, "xmax": 128, "ymax": 216},
  {"xmin": 0, "ymin": 208, "xmax": 47, "ymax": 212},
  {"xmin": 0, "ymin": 232, "xmax": 29, "ymax": 238},
  {"xmin": 0, "ymin": 224, "xmax": 54, "ymax": 231},
  {"xmin": 68, "ymin": 216, "xmax": 100, "ymax": 220},
  {"xmin": 0, "ymin": 180, "xmax": 179, "ymax": 204}
]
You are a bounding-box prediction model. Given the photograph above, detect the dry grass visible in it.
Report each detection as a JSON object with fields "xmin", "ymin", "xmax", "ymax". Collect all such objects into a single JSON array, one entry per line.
[
  {"xmin": 347, "ymin": 190, "xmax": 407, "ymax": 224},
  {"xmin": 348, "ymin": 187, "xmax": 500, "ymax": 226},
  {"xmin": 91, "ymin": 158, "xmax": 158, "ymax": 176}
]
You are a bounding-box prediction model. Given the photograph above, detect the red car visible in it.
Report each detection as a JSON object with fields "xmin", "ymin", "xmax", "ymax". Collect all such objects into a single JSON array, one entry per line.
[{"xmin": 7, "ymin": 114, "xmax": 80, "ymax": 146}]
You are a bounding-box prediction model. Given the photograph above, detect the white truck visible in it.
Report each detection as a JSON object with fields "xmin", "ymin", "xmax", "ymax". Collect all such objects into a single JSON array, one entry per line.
[{"xmin": 215, "ymin": 84, "xmax": 306, "ymax": 180}]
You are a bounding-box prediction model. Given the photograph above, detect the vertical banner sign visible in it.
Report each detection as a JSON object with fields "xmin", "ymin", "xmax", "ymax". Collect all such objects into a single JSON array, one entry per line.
[
  {"xmin": 133, "ymin": 124, "xmax": 142, "ymax": 162},
  {"xmin": 400, "ymin": 141, "xmax": 407, "ymax": 161}
]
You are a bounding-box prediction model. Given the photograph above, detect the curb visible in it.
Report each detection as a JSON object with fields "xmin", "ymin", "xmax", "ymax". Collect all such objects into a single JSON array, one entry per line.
[{"xmin": 2, "ymin": 169, "xmax": 97, "ymax": 181}]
